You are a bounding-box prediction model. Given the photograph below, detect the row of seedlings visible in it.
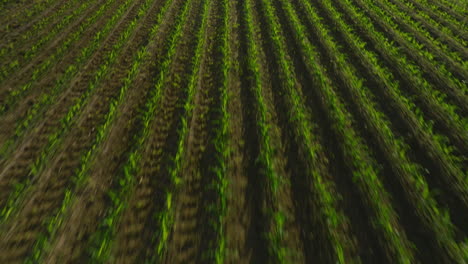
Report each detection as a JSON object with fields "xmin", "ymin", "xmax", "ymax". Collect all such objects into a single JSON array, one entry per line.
[
  {"xmin": 0, "ymin": 0, "xmax": 60, "ymax": 34},
  {"xmin": 0, "ymin": 0, "xmax": 119, "ymax": 114},
  {"xmin": 356, "ymin": 0, "xmax": 468, "ymax": 113},
  {"xmin": 168, "ymin": 0, "xmax": 229, "ymax": 261},
  {"xmin": 0, "ymin": 0, "xmax": 96, "ymax": 82},
  {"xmin": 0, "ymin": 1, "xmax": 84, "ymax": 67},
  {"xmin": 254, "ymin": 0, "xmax": 368, "ymax": 262},
  {"xmin": 389, "ymin": 0, "xmax": 468, "ymax": 56},
  {"xmin": 262, "ymin": 0, "xmax": 421, "ymax": 262},
  {"xmin": 331, "ymin": 0, "xmax": 468, "ymax": 205},
  {"xmin": 0, "ymin": 0, "xmax": 129, "ymax": 161},
  {"xmin": 290, "ymin": 0, "xmax": 467, "ymax": 262},
  {"xmin": 245, "ymin": 0, "xmax": 307, "ymax": 261},
  {"xmin": 0, "ymin": 0, "xmax": 148, "ymax": 225},
  {"xmin": 148, "ymin": 0, "xmax": 211, "ymax": 261},
  {"xmin": 20, "ymin": 0, "xmax": 174, "ymax": 262},
  {"xmin": 411, "ymin": 0, "xmax": 468, "ymax": 32},
  {"xmin": 39, "ymin": 0, "xmax": 191, "ymax": 261},
  {"xmin": 82, "ymin": 0, "xmax": 199, "ymax": 260}
]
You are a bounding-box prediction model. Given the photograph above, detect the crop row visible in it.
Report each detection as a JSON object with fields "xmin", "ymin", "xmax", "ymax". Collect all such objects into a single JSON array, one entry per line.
[
  {"xmin": 0, "ymin": 2, "xmax": 157, "ymax": 261},
  {"xmin": 0, "ymin": 0, "xmax": 466, "ymax": 262},
  {"xmin": 0, "ymin": 0, "xmax": 142, "ymax": 224},
  {"xmin": 83, "ymin": 0, "xmax": 197, "ymax": 260},
  {"xmin": 0, "ymin": 0, "xmax": 118, "ymax": 115},
  {"xmin": 354, "ymin": 0, "xmax": 467, "ymax": 112},
  {"xmin": 381, "ymin": 0, "xmax": 467, "ymax": 72},
  {"xmin": 331, "ymin": 0, "xmax": 468, "ymax": 201},
  {"xmin": 156, "ymin": 0, "xmax": 211, "ymax": 261},
  {"xmin": 291, "ymin": 0, "xmax": 466, "ymax": 262},
  {"xmin": 20, "ymin": 0, "xmax": 170, "ymax": 261},
  {"xmin": 0, "ymin": 0, "xmax": 59, "ymax": 34},
  {"xmin": 414, "ymin": 0, "xmax": 468, "ymax": 32},
  {"xmin": 0, "ymin": 0, "xmax": 93, "ymax": 83},
  {"xmin": 275, "ymin": 0, "xmax": 418, "ymax": 263},
  {"xmin": 0, "ymin": 0, "xmax": 124, "ymax": 160},
  {"xmin": 392, "ymin": 0, "xmax": 468, "ymax": 56}
]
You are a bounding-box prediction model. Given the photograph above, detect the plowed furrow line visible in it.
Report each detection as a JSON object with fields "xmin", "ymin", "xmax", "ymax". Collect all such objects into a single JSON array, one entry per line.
[
  {"xmin": 182, "ymin": 0, "xmax": 229, "ymax": 261},
  {"xmin": 42, "ymin": 2, "xmax": 181, "ymax": 262},
  {"xmin": 0, "ymin": 0, "xmax": 129, "ymax": 158},
  {"xmin": 332, "ymin": 0, "xmax": 468, "ymax": 163},
  {"xmin": 356, "ymin": 0, "xmax": 468, "ymax": 107},
  {"xmin": 111, "ymin": 177, "xmax": 161, "ymax": 264},
  {"xmin": 389, "ymin": 0, "xmax": 468, "ymax": 60},
  {"xmin": 375, "ymin": 0, "xmax": 467, "ymax": 73},
  {"xmin": 113, "ymin": 0, "xmax": 207, "ymax": 262},
  {"xmin": 0, "ymin": 1, "xmax": 163, "ymax": 261},
  {"xmin": 224, "ymin": 0, "xmax": 260, "ymax": 263},
  {"xmin": 0, "ymin": 0, "xmax": 59, "ymax": 36},
  {"xmin": 0, "ymin": 0, "xmax": 83, "ymax": 61},
  {"xmin": 79, "ymin": 0, "xmax": 202, "ymax": 261},
  {"xmin": 411, "ymin": 0, "xmax": 468, "ymax": 35},
  {"xmin": 0, "ymin": 0, "xmax": 146, "ymax": 224},
  {"xmin": 0, "ymin": 0, "xmax": 98, "ymax": 79},
  {"xmin": 0, "ymin": 0, "xmax": 112, "ymax": 90},
  {"xmin": 166, "ymin": 186, "xmax": 201, "ymax": 264},
  {"xmin": 164, "ymin": 1, "xmax": 225, "ymax": 261}
]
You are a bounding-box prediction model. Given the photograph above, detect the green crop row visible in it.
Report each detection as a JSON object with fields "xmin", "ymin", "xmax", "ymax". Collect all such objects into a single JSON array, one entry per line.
[
  {"xmin": 0, "ymin": 0, "xmax": 125, "ymax": 161},
  {"xmin": 25, "ymin": 47, "xmax": 149, "ymax": 264},
  {"xmin": 396, "ymin": 0, "xmax": 468, "ymax": 49},
  {"xmin": 336, "ymin": 0, "xmax": 468, "ymax": 208},
  {"xmin": 245, "ymin": 0, "xmax": 292, "ymax": 262},
  {"xmin": 82, "ymin": 0, "xmax": 193, "ymax": 260},
  {"xmin": 0, "ymin": 0, "xmax": 144, "ymax": 226},
  {"xmin": 22, "ymin": 0, "xmax": 172, "ymax": 260},
  {"xmin": 181, "ymin": 0, "xmax": 230, "ymax": 261},
  {"xmin": 257, "ymin": 0, "xmax": 366, "ymax": 262},
  {"xmin": 0, "ymin": 0, "xmax": 117, "ymax": 115},
  {"xmin": 268, "ymin": 0, "xmax": 418, "ymax": 262},
  {"xmin": 153, "ymin": 0, "xmax": 210, "ymax": 260},
  {"xmin": 222, "ymin": 0, "xmax": 242, "ymax": 262},
  {"xmin": 0, "ymin": 0, "xmax": 84, "ymax": 69},
  {"xmin": 381, "ymin": 0, "xmax": 467, "ymax": 73},
  {"xmin": 438, "ymin": 0, "xmax": 468, "ymax": 13},
  {"xmin": 296, "ymin": 0, "xmax": 466, "ymax": 262},
  {"xmin": 0, "ymin": 0, "xmax": 57, "ymax": 33},
  {"xmin": 420, "ymin": 0, "xmax": 468, "ymax": 29},
  {"xmin": 211, "ymin": 0, "xmax": 229, "ymax": 262},
  {"xmin": 0, "ymin": 0, "xmax": 77, "ymax": 58},
  {"xmin": 355, "ymin": 0, "xmax": 468, "ymax": 107}
]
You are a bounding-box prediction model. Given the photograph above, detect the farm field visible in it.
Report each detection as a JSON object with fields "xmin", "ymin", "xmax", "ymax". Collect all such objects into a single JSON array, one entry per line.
[{"xmin": 0, "ymin": 0, "xmax": 467, "ymax": 262}]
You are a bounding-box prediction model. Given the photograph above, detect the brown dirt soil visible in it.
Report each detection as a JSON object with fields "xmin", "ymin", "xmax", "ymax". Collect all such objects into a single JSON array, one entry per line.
[
  {"xmin": 223, "ymin": 1, "xmax": 257, "ymax": 263},
  {"xmin": 0, "ymin": 0, "xmax": 119, "ymax": 99},
  {"xmin": 41, "ymin": 0, "xmax": 180, "ymax": 261},
  {"xmin": 0, "ymin": 0, "xmax": 466, "ymax": 263},
  {"xmin": 0, "ymin": 0, "xmax": 144, "ymax": 226},
  {"xmin": 0, "ymin": 0, "xmax": 62, "ymax": 37},
  {"xmin": 0, "ymin": 0, "xmax": 161, "ymax": 261},
  {"xmin": 114, "ymin": 0, "xmax": 208, "ymax": 262},
  {"xmin": 0, "ymin": 0, "xmax": 99, "ymax": 74},
  {"xmin": 0, "ymin": 0, "xmax": 144, "ymax": 164}
]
